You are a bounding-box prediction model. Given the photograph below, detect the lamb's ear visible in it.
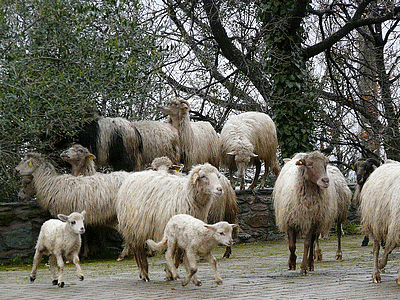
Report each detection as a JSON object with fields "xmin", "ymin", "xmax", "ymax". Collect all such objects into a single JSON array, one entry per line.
[
  {"xmin": 81, "ymin": 210, "xmax": 86, "ymax": 218},
  {"xmin": 57, "ymin": 214, "xmax": 68, "ymax": 222},
  {"xmin": 230, "ymin": 224, "xmax": 238, "ymax": 229},
  {"xmin": 204, "ymin": 224, "xmax": 217, "ymax": 231}
]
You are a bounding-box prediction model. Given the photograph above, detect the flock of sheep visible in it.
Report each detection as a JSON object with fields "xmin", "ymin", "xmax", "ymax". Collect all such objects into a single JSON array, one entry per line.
[{"xmin": 14, "ymin": 98, "xmax": 400, "ymax": 287}]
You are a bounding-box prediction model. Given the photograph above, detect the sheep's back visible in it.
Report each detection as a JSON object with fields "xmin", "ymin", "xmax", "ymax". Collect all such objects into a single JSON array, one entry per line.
[
  {"xmin": 116, "ymin": 171, "xmax": 199, "ymax": 246},
  {"xmin": 360, "ymin": 162, "xmax": 400, "ymax": 242}
]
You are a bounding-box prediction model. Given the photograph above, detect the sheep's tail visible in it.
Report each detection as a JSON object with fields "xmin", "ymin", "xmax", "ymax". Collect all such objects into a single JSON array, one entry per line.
[{"xmin": 146, "ymin": 236, "xmax": 167, "ymax": 252}]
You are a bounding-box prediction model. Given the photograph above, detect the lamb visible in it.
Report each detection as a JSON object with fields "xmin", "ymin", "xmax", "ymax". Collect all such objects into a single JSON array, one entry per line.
[
  {"xmin": 147, "ymin": 214, "xmax": 236, "ymax": 286},
  {"xmin": 30, "ymin": 211, "xmax": 86, "ymax": 288},
  {"xmin": 273, "ymin": 151, "xmax": 351, "ymax": 274},
  {"xmin": 360, "ymin": 159, "xmax": 400, "ymax": 284},
  {"xmin": 60, "ymin": 144, "xmax": 97, "ymax": 176},
  {"xmin": 116, "ymin": 163, "xmax": 224, "ymax": 282},
  {"xmin": 161, "ymin": 98, "xmax": 220, "ymax": 172},
  {"xmin": 15, "ymin": 152, "xmax": 129, "ymax": 227},
  {"xmin": 220, "ymin": 111, "xmax": 280, "ymax": 190},
  {"xmin": 147, "ymin": 156, "xmax": 239, "ymax": 258},
  {"xmin": 351, "ymin": 158, "xmax": 380, "ymax": 246},
  {"xmin": 133, "ymin": 120, "xmax": 181, "ymax": 168}
]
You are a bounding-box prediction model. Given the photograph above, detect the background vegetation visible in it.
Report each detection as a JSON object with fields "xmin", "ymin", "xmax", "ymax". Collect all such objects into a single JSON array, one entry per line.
[{"xmin": 1, "ymin": 0, "xmax": 399, "ymax": 202}]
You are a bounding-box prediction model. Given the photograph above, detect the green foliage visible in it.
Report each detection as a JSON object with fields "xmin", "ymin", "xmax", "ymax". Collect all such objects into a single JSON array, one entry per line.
[{"xmin": 0, "ymin": 0, "xmax": 164, "ymax": 202}]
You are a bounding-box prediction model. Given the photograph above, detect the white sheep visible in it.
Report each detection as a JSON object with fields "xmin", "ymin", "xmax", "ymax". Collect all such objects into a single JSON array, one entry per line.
[
  {"xmin": 360, "ymin": 159, "xmax": 400, "ymax": 284},
  {"xmin": 60, "ymin": 144, "xmax": 97, "ymax": 176},
  {"xmin": 147, "ymin": 214, "xmax": 236, "ymax": 286},
  {"xmin": 133, "ymin": 120, "xmax": 181, "ymax": 168},
  {"xmin": 161, "ymin": 98, "xmax": 220, "ymax": 172},
  {"xmin": 146, "ymin": 156, "xmax": 239, "ymax": 258},
  {"xmin": 15, "ymin": 153, "xmax": 129, "ymax": 227},
  {"xmin": 273, "ymin": 151, "xmax": 350, "ymax": 274},
  {"xmin": 220, "ymin": 111, "xmax": 280, "ymax": 190},
  {"xmin": 30, "ymin": 211, "xmax": 86, "ymax": 288},
  {"xmin": 116, "ymin": 163, "xmax": 224, "ymax": 282}
]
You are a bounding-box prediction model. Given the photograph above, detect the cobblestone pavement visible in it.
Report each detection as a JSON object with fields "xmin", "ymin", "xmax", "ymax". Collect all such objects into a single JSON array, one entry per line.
[{"xmin": 1, "ymin": 234, "xmax": 400, "ymax": 299}]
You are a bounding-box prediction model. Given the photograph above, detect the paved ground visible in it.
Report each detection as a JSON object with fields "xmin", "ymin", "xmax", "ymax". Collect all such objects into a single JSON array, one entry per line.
[{"xmin": 1, "ymin": 234, "xmax": 400, "ymax": 299}]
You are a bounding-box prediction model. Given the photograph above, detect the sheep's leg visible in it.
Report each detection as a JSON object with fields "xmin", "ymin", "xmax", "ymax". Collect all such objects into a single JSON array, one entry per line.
[
  {"xmin": 133, "ymin": 246, "xmax": 149, "ymax": 282},
  {"xmin": 205, "ymin": 253, "xmax": 222, "ymax": 285},
  {"xmin": 336, "ymin": 222, "xmax": 343, "ymax": 260},
  {"xmin": 259, "ymin": 161, "xmax": 268, "ymax": 189},
  {"xmin": 372, "ymin": 239, "xmax": 381, "ymax": 283},
  {"xmin": 229, "ymin": 169, "xmax": 235, "ymax": 189},
  {"xmin": 181, "ymin": 251, "xmax": 200, "ymax": 286},
  {"xmin": 117, "ymin": 243, "xmax": 130, "ymax": 261},
  {"xmin": 301, "ymin": 229, "xmax": 316, "ymax": 274},
  {"xmin": 287, "ymin": 228, "xmax": 297, "ymax": 270},
  {"xmin": 378, "ymin": 241, "xmax": 394, "ymax": 270},
  {"xmin": 48, "ymin": 254, "xmax": 58, "ymax": 285},
  {"xmin": 165, "ymin": 241, "xmax": 179, "ymax": 281},
  {"xmin": 315, "ymin": 235, "xmax": 323, "ymax": 261},
  {"xmin": 72, "ymin": 253, "xmax": 84, "ymax": 281},
  {"xmin": 30, "ymin": 249, "xmax": 43, "ymax": 282},
  {"xmin": 222, "ymin": 245, "xmax": 231, "ymax": 258},
  {"xmin": 361, "ymin": 235, "xmax": 369, "ymax": 247},
  {"xmin": 55, "ymin": 253, "xmax": 65, "ymax": 287},
  {"xmin": 249, "ymin": 159, "xmax": 261, "ymax": 190}
]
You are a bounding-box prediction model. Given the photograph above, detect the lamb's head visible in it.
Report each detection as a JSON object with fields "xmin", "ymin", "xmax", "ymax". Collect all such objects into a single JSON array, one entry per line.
[
  {"xmin": 60, "ymin": 144, "xmax": 96, "ymax": 166},
  {"xmin": 161, "ymin": 98, "xmax": 190, "ymax": 121},
  {"xmin": 150, "ymin": 156, "xmax": 181, "ymax": 174},
  {"xmin": 353, "ymin": 158, "xmax": 380, "ymax": 186},
  {"xmin": 58, "ymin": 211, "xmax": 86, "ymax": 235},
  {"xmin": 295, "ymin": 151, "xmax": 329, "ymax": 189},
  {"xmin": 15, "ymin": 153, "xmax": 42, "ymax": 176},
  {"xmin": 190, "ymin": 163, "xmax": 224, "ymax": 197},
  {"xmin": 204, "ymin": 221, "xmax": 237, "ymax": 246}
]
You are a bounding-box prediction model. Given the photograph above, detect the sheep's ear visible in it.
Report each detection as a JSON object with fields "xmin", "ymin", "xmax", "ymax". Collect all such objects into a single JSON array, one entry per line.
[
  {"xmin": 296, "ymin": 159, "xmax": 305, "ymax": 166},
  {"xmin": 88, "ymin": 154, "xmax": 96, "ymax": 161},
  {"xmin": 230, "ymin": 224, "xmax": 238, "ymax": 229},
  {"xmin": 28, "ymin": 160, "xmax": 34, "ymax": 168},
  {"xmin": 227, "ymin": 151, "xmax": 236, "ymax": 156},
  {"xmin": 283, "ymin": 158, "xmax": 291, "ymax": 164},
  {"xmin": 192, "ymin": 171, "xmax": 199, "ymax": 184},
  {"xmin": 57, "ymin": 214, "xmax": 68, "ymax": 222},
  {"xmin": 350, "ymin": 164, "xmax": 355, "ymax": 170},
  {"xmin": 204, "ymin": 224, "xmax": 217, "ymax": 231},
  {"xmin": 251, "ymin": 153, "xmax": 258, "ymax": 158}
]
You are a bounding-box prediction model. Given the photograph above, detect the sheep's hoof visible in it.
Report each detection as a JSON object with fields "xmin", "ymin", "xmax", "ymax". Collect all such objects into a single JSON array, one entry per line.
[
  {"xmin": 58, "ymin": 281, "xmax": 65, "ymax": 288},
  {"xmin": 30, "ymin": 276, "xmax": 35, "ymax": 283},
  {"xmin": 361, "ymin": 237, "xmax": 369, "ymax": 246},
  {"xmin": 116, "ymin": 257, "xmax": 123, "ymax": 262},
  {"xmin": 52, "ymin": 279, "xmax": 58, "ymax": 285},
  {"xmin": 335, "ymin": 253, "xmax": 342, "ymax": 260},
  {"xmin": 194, "ymin": 280, "xmax": 202, "ymax": 286},
  {"xmin": 216, "ymin": 279, "xmax": 223, "ymax": 285},
  {"xmin": 79, "ymin": 275, "xmax": 84, "ymax": 281},
  {"xmin": 372, "ymin": 274, "xmax": 381, "ymax": 283},
  {"xmin": 396, "ymin": 278, "xmax": 400, "ymax": 285}
]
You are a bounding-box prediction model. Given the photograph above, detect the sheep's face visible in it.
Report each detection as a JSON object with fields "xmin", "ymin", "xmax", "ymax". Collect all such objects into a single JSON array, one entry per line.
[
  {"xmin": 58, "ymin": 211, "xmax": 86, "ymax": 235},
  {"xmin": 228, "ymin": 150, "xmax": 258, "ymax": 179},
  {"xmin": 60, "ymin": 144, "xmax": 95, "ymax": 165},
  {"xmin": 192, "ymin": 165, "xmax": 223, "ymax": 197},
  {"xmin": 353, "ymin": 159, "xmax": 379, "ymax": 186},
  {"xmin": 296, "ymin": 152, "xmax": 329, "ymax": 189},
  {"xmin": 15, "ymin": 154, "xmax": 41, "ymax": 176},
  {"xmin": 205, "ymin": 222, "xmax": 237, "ymax": 246},
  {"xmin": 161, "ymin": 98, "xmax": 190, "ymax": 120}
]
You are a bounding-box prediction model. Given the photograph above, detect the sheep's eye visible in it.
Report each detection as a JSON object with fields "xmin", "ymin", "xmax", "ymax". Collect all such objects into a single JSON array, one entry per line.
[
  {"xmin": 219, "ymin": 232, "xmax": 224, "ymax": 236},
  {"xmin": 71, "ymin": 221, "xmax": 76, "ymax": 225}
]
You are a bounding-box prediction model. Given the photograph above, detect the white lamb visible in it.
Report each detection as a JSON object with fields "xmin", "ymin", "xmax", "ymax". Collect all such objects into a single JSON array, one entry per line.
[
  {"xmin": 147, "ymin": 214, "xmax": 236, "ymax": 286},
  {"xmin": 30, "ymin": 211, "xmax": 86, "ymax": 288}
]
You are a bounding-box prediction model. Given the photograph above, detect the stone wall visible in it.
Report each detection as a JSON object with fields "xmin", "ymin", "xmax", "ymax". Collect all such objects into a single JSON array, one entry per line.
[{"xmin": 0, "ymin": 187, "xmax": 357, "ymax": 264}]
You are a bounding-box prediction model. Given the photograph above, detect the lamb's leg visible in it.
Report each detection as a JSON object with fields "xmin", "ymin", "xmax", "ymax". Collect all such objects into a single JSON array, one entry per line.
[
  {"xmin": 48, "ymin": 254, "xmax": 58, "ymax": 285},
  {"xmin": 205, "ymin": 253, "xmax": 222, "ymax": 285},
  {"xmin": 249, "ymin": 159, "xmax": 261, "ymax": 190},
  {"xmin": 72, "ymin": 253, "xmax": 84, "ymax": 281},
  {"xmin": 372, "ymin": 239, "xmax": 381, "ymax": 283},
  {"xmin": 165, "ymin": 241, "xmax": 179, "ymax": 281},
  {"xmin": 222, "ymin": 245, "xmax": 231, "ymax": 258},
  {"xmin": 336, "ymin": 222, "xmax": 343, "ymax": 260},
  {"xmin": 181, "ymin": 251, "xmax": 200, "ymax": 286},
  {"xmin": 55, "ymin": 253, "xmax": 65, "ymax": 287},
  {"xmin": 30, "ymin": 249, "xmax": 43, "ymax": 282},
  {"xmin": 287, "ymin": 228, "xmax": 297, "ymax": 270}
]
